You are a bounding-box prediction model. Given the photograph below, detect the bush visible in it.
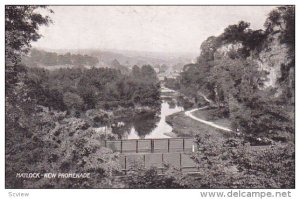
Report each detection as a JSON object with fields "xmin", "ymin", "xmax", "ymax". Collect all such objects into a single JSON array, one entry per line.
[{"xmin": 191, "ymin": 135, "xmax": 294, "ymax": 188}]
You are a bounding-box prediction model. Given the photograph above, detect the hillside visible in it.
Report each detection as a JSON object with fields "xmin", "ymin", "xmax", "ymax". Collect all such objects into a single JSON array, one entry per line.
[{"xmin": 170, "ymin": 6, "xmax": 294, "ymax": 142}]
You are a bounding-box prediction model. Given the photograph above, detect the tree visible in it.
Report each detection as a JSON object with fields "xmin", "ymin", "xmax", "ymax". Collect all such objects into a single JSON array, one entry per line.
[
  {"xmin": 198, "ymin": 36, "xmax": 221, "ymax": 62},
  {"xmin": 140, "ymin": 65, "xmax": 159, "ymax": 83},
  {"xmin": 209, "ymin": 57, "xmax": 293, "ymax": 139},
  {"xmin": 5, "ymin": 6, "xmax": 53, "ymax": 67},
  {"xmin": 131, "ymin": 65, "xmax": 141, "ymax": 77},
  {"xmin": 63, "ymin": 92, "xmax": 84, "ymax": 111},
  {"xmin": 220, "ymin": 21, "xmax": 266, "ymax": 57},
  {"xmin": 5, "ymin": 6, "xmax": 53, "ymax": 188},
  {"xmin": 221, "ymin": 21, "xmax": 250, "ymax": 43}
]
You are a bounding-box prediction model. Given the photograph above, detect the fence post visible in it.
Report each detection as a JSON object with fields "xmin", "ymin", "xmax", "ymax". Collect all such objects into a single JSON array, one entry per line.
[
  {"xmin": 168, "ymin": 139, "xmax": 170, "ymax": 152},
  {"xmin": 144, "ymin": 154, "xmax": 146, "ymax": 168},
  {"xmin": 151, "ymin": 139, "xmax": 154, "ymax": 153},
  {"xmin": 183, "ymin": 138, "xmax": 185, "ymax": 151},
  {"xmin": 104, "ymin": 140, "xmax": 107, "ymax": 147},
  {"xmin": 124, "ymin": 156, "xmax": 127, "ymax": 174},
  {"xmin": 153, "ymin": 139, "xmax": 155, "ymax": 153},
  {"xmin": 136, "ymin": 140, "xmax": 138, "ymax": 153},
  {"xmin": 120, "ymin": 140, "xmax": 123, "ymax": 153},
  {"xmin": 179, "ymin": 153, "xmax": 182, "ymax": 172},
  {"xmin": 161, "ymin": 153, "xmax": 164, "ymax": 174}
]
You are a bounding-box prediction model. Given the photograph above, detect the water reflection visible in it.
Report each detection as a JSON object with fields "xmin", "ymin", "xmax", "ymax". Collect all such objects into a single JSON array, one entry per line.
[
  {"xmin": 106, "ymin": 88, "xmax": 191, "ymax": 139},
  {"xmin": 126, "ymin": 101, "xmax": 184, "ymax": 139},
  {"xmin": 132, "ymin": 111, "xmax": 160, "ymax": 138}
]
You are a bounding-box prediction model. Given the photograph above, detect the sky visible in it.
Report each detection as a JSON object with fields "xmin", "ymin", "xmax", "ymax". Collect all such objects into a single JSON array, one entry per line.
[{"xmin": 33, "ymin": 6, "xmax": 276, "ymax": 54}]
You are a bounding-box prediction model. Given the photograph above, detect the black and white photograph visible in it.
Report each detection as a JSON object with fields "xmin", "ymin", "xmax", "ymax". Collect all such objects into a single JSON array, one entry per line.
[{"xmin": 4, "ymin": 3, "xmax": 295, "ymax": 193}]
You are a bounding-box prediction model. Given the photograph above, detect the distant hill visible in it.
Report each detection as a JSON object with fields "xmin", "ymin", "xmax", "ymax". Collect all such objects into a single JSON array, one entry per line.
[
  {"xmin": 42, "ymin": 48, "xmax": 196, "ymax": 67},
  {"xmin": 21, "ymin": 49, "xmax": 99, "ymax": 70},
  {"xmin": 22, "ymin": 48, "xmax": 197, "ymax": 76}
]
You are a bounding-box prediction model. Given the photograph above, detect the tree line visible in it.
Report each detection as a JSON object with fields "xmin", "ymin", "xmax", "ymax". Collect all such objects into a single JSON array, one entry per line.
[
  {"xmin": 22, "ymin": 48, "xmax": 99, "ymax": 67},
  {"xmin": 27, "ymin": 64, "xmax": 160, "ymax": 115}
]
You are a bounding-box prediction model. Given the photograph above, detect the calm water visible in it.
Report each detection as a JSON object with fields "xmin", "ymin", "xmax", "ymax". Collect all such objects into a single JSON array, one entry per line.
[
  {"xmin": 126, "ymin": 100, "xmax": 184, "ymax": 139},
  {"xmin": 94, "ymin": 87, "xmax": 188, "ymax": 139}
]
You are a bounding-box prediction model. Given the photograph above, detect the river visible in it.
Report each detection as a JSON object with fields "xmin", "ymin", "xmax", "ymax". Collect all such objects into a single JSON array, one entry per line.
[
  {"xmin": 126, "ymin": 100, "xmax": 184, "ymax": 139},
  {"xmin": 94, "ymin": 86, "xmax": 190, "ymax": 139}
]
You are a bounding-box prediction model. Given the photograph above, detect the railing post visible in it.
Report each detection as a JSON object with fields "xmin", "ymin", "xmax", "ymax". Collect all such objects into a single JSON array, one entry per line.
[
  {"xmin": 136, "ymin": 140, "xmax": 138, "ymax": 153},
  {"xmin": 179, "ymin": 153, "xmax": 182, "ymax": 172},
  {"xmin": 153, "ymin": 139, "xmax": 155, "ymax": 153},
  {"xmin": 183, "ymin": 138, "xmax": 185, "ymax": 151},
  {"xmin": 151, "ymin": 139, "xmax": 154, "ymax": 153},
  {"xmin": 168, "ymin": 139, "xmax": 170, "ymax": 153},
  {"xmin": 161, "ymin": 153, "xmax": 164, "ymax": 174},
  {"xmin": 144, "ymin": 154, "xmax": 146, "ymax": 168},
  {"xmin": 120, "ymin": 140, "xmax": 123, "ymax": 153},
  {"xmin": 124, "ymin": 156, "xmax": 127, "ymax": 174},
  {"xmin": 104, "ymin": 140, "xmax": 107, "ymax": 147}
]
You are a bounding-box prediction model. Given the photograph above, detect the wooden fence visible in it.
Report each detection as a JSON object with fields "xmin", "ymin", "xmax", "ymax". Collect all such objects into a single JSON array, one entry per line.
[
  {"xmin": 104, "ymin": 138, "xmax": 196, "ymax": 153},
  {"xmin": 119, "ymin": 152, "xmax": 199, "ymax": 174}
]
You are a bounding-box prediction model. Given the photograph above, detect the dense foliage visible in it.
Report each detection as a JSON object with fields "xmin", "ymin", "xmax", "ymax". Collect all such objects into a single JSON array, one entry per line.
[
  {"xmin": 5, "ymin": 5, "xmax": 54, "ymax": 188},
  {"xmin": 190, "ymin": 135, "xmax": 295, "ymax": 188},
  {"xmin": 124, "ymin": 166, "xmax": 191, "ymax": 188},
  {"xmin": 26, "ymin": 64, "xmax": 160, "ymax": 114},
  {"xmin": 5, "ymin": 6, "xmax": 53, "ymax": 66}
]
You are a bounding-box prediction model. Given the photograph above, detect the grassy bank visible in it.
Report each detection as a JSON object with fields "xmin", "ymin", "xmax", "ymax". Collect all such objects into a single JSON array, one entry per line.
[
  {"xmin": 191, "ymin": 108, "xmax": 231, "ymax": 129},
  {"xmin": 166, "ymin": 111, "xmax": 232, "ymax": 142}
]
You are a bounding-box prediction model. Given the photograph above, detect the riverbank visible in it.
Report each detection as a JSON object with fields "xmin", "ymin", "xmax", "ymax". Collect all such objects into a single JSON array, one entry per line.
[
  {"xmin": 163, "ymin": 86, "xmax": 233, "ymax": 140},
  {"xmin": 166, "ymin": 110, "xmax": 233, "ymax": 142},
  {"xmin": 188, "ymin": 107, "xmax": 232, "ymax": 130}
]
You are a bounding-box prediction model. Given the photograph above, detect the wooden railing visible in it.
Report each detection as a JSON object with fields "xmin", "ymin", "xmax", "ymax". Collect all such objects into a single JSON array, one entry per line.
[{"xmin": 104, "ymin": 138, "xmax": 195, "ymax": 154}]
